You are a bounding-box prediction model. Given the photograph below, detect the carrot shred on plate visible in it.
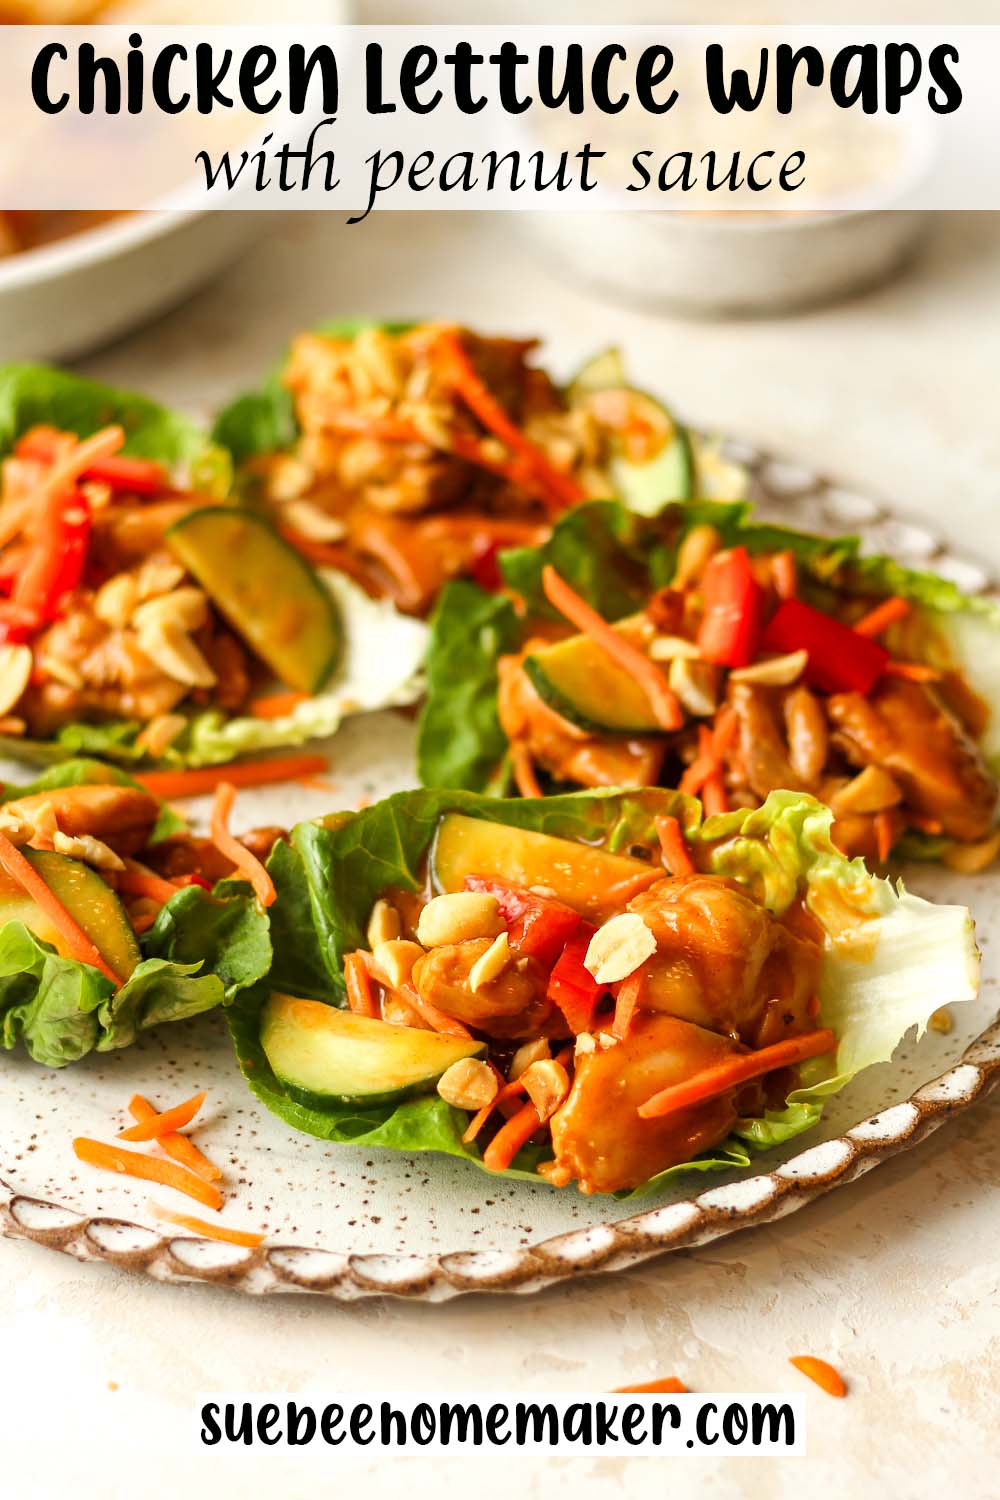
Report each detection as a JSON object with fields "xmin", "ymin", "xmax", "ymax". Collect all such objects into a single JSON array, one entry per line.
[
  {"xmin": 72, "ymin": 1137, "xmax": 223, "ymax": 1211},
  {"xmin": 128, "ymin": 1095, "xmax": 222, "ymax": 1182},
  {"xmin": 771, "ymin": 550, "xmax": 797, "ymax": 601},
  {"xmin": 482, "ymin": 1099, "xmax": 542, "ymax": 1173},
  {"xmin": 510, "ymin": 743, "xmax": 543, "ymax": 799},
  {"xmin": 655, "ymin": 815, "xmax": 696, "ymax": 878},
  {"xmin": 137, "ymin": 754, "xmax": 329, "ymax": 800},
  {"xmin": 853, "ymin": 595, "xmax": 910, "ymax": 638},
  {"xmin": 249, "ymin": 691, "xmax": 309, "ymax": 720},
  {"xmin": 209, "ymin": 782, "xmax": 276, "ymax": 908},
  {"xmin": 614, "ymin": 1377, "xmax": 688, "ymax": 1394},
  {"xmin": 150, "ymin": 1203, "xmax": 264, "ymax": 1248},
  {"xmin": 542, "ymin": 565, "xmax": 683, "ymax": 732},
  {"xmin": 789, "ymin": 1355, "xmax": 847, "ymax": 1398},
  {"xmin": 0, "ymin": 832, "xmax": 122, "ymax": 986},
  {"xmin": 118, "ymin": 1089, "xmax": 206, "ymax": 1142},
  {"xmin": 637, "ymin": 1028, "xmax": 837, "ymax": 1121},
  {"xmin": 344, "ymin": 951, "xmax": 379, "ymax": 1018}
]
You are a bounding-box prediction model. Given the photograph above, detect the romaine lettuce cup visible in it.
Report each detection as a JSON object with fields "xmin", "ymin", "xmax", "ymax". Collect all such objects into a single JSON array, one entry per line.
[
  {"xmin": 0, "ymin": 759, "xmax": 275, "ymax": 1066},
  {"xmin": 0, "ymin": 365, "xmax": 427, "ymax": 770},
  {"xmin": 418, "ymin": 498, "xmax": 1000, "ymax": 869},
  {"xmin": 230, "ymin": 786, "xmax": 979, "ymax": 1197}
]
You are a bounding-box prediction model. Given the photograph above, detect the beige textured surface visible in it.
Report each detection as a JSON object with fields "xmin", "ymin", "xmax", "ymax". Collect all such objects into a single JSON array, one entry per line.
[{"xmin": 4, "ymin": 205, "xmax": 1000, "ymax": 1494}]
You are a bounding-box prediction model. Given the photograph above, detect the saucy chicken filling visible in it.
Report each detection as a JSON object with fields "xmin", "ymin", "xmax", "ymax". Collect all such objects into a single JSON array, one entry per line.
[
  {"xmin": 337, "ymin": 818, "xmax": 832, "ymax": 1195},
  {"xmin": 497, "ymin": 526, "xmax": 998, "ymax": 866}
]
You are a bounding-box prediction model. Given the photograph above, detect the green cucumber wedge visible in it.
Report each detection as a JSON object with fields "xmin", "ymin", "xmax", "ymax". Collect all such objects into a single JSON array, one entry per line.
[
  {"xmin": 0, "ymin": 849, "xmax": 141, "ymax": 979},
  {"xmin": 568, "ymin": 349, "xmax": 693, "ymax": 514},
  {"xmin": 260, "ymin": 993, "xmax": 486, "ymax": 1109},
  {"xmin": 523, "ymin": 617, "xmax": 662, "ymax": 734},
  {"xmin": 166, "ymin": 508, "xmax": 341, "ymax": 694}
]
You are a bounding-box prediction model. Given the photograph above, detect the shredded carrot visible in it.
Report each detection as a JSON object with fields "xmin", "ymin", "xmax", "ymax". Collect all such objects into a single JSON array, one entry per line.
[
  {"xmin": 614, "ymin": 1377, "xmax": 688, "ymax": 1394},
  {"xmin": 137, "ymin": 754, "xmax": 329, "ymax": 800},
  {"xmin": 249, "ymin": 691, "xmax": 309, "ymax": 719},
  {"xmin": 118, "ymin": 1090, "xmax": 206, "ymax": 1142},
  {"xmin": 209, "ymin": 782, "xmax": 276, "ymax": 907},
  {"xmin": 680, "ymin": 713, "xmax": 737, "ymax": 799},
  {"xmin": 435, "ymin": 330, "xmax": 585, "ymax": 513},
  {"xmin": 771, "ymin": 550, "xmax": 797, "ymax": 601},
  {"xmin": 150, "ymin": 1203, "xmax": 265, "ymax": 1248},
  {"xmin": 128, "ymin": 1095, "xmax": 222, "ymax": 1182},
  {"xmin": 655, "ymin": 815, "xmax": 696, "ymax": 878},
  {"xmin": 0, "ymin": 832, "xmax": 122, "ymax": 985},
  {"xmin": 612, "ymin": 970, "xmax": 645, "ymax": 1040},
  {"xmin": 72, "ymin": 1137, "xmax": 223, "ymax": 1211},
  {"xmin": 117, "ymin": 861, "xmax": 181, "ymax": 907},
  {"xmin": 511, "ymin": 743, "xmax": 544, "ymax": 799},
  {"xmin": 701, "ymin": 770, "xmax": 729, "ymax": 817},
  {"xmin": 874, "ymin": 810, "xmax": 896, "ymax": 863},
  {"xmin": 854, "ymin": 596, "xmax": 911, "ymax": 638},
  {"xmin": 637, "ymin": 1028, "xmax": 837, "ymax": 1120},
  {"xmin": 542, "ymin": 565, "xmax": 683, "ymax": 731},
  {"xmin": 344, "ymin": 951, "xmax": 379, "ymax": 1018},
  {"xmin": 397, "ymin": 980, "xmax": 474, "ymax": 1040},
  {"xmin": 789, "ymin": 1355, "xmax": 847, "ymax": 1398},
  {"xmin": 883, "ymin": 660, "xmax": 941, "ymax": 683},
  {"xmin": 462, "ymin": 1045, "xmax": 574, "ymax": 1144},
  {"xmin": 482, "ymin": 1099, "xmax": 542, "ymax": 1172},
  {"xmin": 130, "ymin": 912, "xmax": 157, "ymax": 935}
]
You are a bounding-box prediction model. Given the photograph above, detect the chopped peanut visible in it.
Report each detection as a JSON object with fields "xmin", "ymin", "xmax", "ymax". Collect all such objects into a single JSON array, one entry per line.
[
  {"xmin": 468, "ymin": 931, "xmax": 510, "ymax": 992},
  {"xmin": 673, "ymin": 524, "xmax": 720, "ymax": 588},
  {"xmin": 371, "ymin": 938, "xmax": 424, "ymax": 990},
  {"xmin": 52, "ymin": 831, "xmax": 125, "ymax": 871},
  {"xmin": 282, "ymin": 499, "xmax": 347, "ymax": 543},
  {"xmin": 831, "ymin": 765, "xmax": 903, "ymax": 816},
  {"xmin": 942, "ymin": 829, "xmax": 1000, "ymax": 874},
  {"xmin": 929, "ymin": 1007, "xmax": 953, "ymax": 1034},
  {"xmin": 647, "ymin": 635, "xmax": 702, "ymax": 662},
  {"xmin": 668, "ymin": 656, "xmax": 718, "ymax": 716},
  {"xmin": 510, "ymin": 1037, "xmax": 551, "ymax": 1080},
  {"xmin": 367, "ymin": 898, "xmax": 401, "ymax": 949},
  {"xmin": 730, "ymin": 649, "xmax": 809, "ymax": 687},
  {"xmin": 521, "ymin": 1059, "xmax": 571, "ymax": 1123},
  {"xmin": 437, "ymin": 1057, "xmax": 500, "ymax": 1111},
  {"xmin": 0, "ymin": 644, "xmax": 32, "ymax": 717},
  {"xmin": 416, "ymin": 891, "xmax": 505, "ymax": 948},
  {"xmin": 584, "ymin": 912, "xmax": 657, "ymax": 985}
]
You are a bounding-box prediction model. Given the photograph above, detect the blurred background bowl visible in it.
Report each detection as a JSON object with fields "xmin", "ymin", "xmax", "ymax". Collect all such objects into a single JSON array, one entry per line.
[{"xmin": 0, "ymin": 210, "xmax": 267, "ymax": 361}]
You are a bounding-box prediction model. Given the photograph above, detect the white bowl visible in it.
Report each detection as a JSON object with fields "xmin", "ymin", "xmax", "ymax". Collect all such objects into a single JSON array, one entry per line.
[
  {"xmin": 0, "ymin": 210, "xmax": 267, "ymax": 362},
  {"xmin": 524, "ymin": 208, "xmax": 928, "ymax": 318}
]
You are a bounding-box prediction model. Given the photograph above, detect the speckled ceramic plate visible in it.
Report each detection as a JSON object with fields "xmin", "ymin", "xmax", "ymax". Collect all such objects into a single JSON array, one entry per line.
[{"xmin": 3, "ymin": 453, "xmax": 1000, "ymax": 1301}]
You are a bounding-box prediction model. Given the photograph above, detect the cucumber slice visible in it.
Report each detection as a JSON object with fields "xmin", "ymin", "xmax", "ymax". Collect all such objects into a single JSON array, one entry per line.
[
  {"xmin": 166, "ymin": 507, "xmax": 341, "ymax": 694},
  {"xmin": 0, "ymin": 849, "xmax": 141, "ymax": 979},
  {"xmin": 430, "ymin": 813, "xmax": 658, "ymax": 920},
  {"xmin": 568, "ymin": 349, "xmax": 693, "ymax": 514},
  {"xmin": 524, "ymin": 615, "xmax": 662, "ymax": 734},
  {"xmin": 261, "ymin": 994, "xmax": 485, "ymax": 1108}
]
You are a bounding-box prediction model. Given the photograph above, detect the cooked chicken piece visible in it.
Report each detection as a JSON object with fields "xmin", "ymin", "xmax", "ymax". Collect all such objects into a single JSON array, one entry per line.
[
  {"xmin": 827, "ymin": 677, "xmax": 997, "ymax": 842},
  {"xmin": 549, "ymin": 1014, "xmax": 743, "ymax": 1194},
  {"xmin": 728, "ymin": 681, "xmax": 809, "ymax": 800},
  {"xmin": 413, "ymin": 939, "xmax": 552, "ymax": 1038},
  {"xmin": 2, "ymin": 784, "xmax": 159, "ymax": 855},
  {"xmin": 627, "ymin": 875, "xmax": 821, "ymax": 1049},
  {"xmin": 498, "ymin": 654, "xmax": 667, "ymax": 789}
]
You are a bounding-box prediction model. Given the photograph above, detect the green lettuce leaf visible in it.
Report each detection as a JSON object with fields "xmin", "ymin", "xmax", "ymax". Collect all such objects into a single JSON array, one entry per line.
[
  {"xmin": 0, "ymin": 363, "xmax": 207, "ymax": 465},
  {"xmin": 0, "ymin": 871, "xmax": 272, "ymax": 1066},
  {"xmin": 231, "ymin": 787, "xmax": 978, "ymax": 1194},
  {"xmin": 417, "ymin": 580, "xmax": 520, "ymax": 792}
]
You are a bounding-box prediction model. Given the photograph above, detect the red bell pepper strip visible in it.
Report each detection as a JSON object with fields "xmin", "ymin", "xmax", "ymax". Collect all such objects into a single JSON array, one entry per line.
[
  {"xmin": 762, "ymin": 598, "xmax": 889, "ymax": 695},
  {"xmin": 463, "ymin": 876, "xmax": 581, "ymax": 966},
  {"xmin": 15, "ymin": 428, "xmax": 168, "ymax": 496},
  {"xmin": 12, "ymin": 491, "xmax": 91, "ymax": 625},
  {"xmin": 696, "ymin": 547, "xmax": 764, "ymax": 668},
  {"xmin": 547, "ymin": 923, "xmax": 606, "ymax": 1034}
]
